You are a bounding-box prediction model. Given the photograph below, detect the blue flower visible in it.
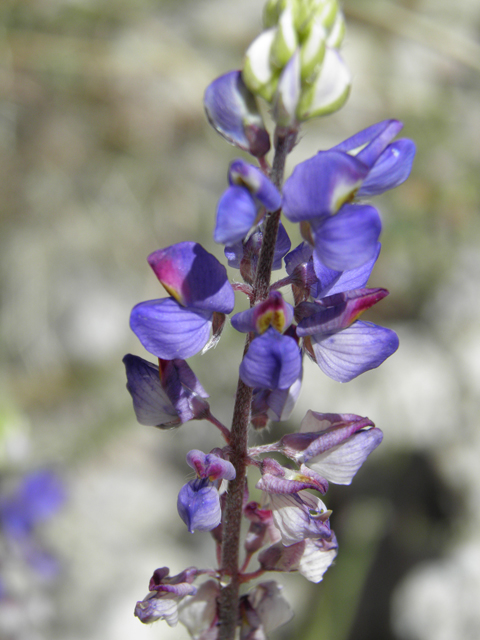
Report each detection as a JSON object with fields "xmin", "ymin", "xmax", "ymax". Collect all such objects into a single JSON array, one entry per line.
[
  {"xmin": 214, "ymin": 159, "xmax": 282, "ymax": 245},
  {"xmin": 282, "ymin": 120, "xmax": 415, "ymax": 270},
  {"xmin": 177, "ymin": 450, "xmax": 235, "ymax": 533},
  {"xmin": 123, "ymin": 354, "xmax": 210, "ymax": 428},
  {"xmin": 284, "ymin": 243, "xmax": 399, "ymax": 382},
  {"xmin": 231, "ymin": 292, "xmax": 302, "ymax": 391},
  {"xmin": 130, "ymin": 242, "xmax": 235, "ymax": 359}
]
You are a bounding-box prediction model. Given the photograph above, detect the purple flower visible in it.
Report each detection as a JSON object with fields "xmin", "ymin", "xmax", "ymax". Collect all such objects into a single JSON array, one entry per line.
[
  {"xmin": 130, "ymin": 242, "xmax": 234, "ymax": 359},
  {"xmin": 285, "ymin": 243, "xmax": 399, "ymax": 382},
  {"xmin": 278, "ymin": 411, "xmax": 383, "ymax": 485},
  {"xmin": 214, "ymin": 159, "xmax": 281, "ymax": 245},
  {"xmin": 282, "ymin": 120, "xmax": 415, "ymax": 270},
  {"xmin": 232, "ymin": 291, "xmax": 294, "ymax": 335},
  {"xmin": 232, "ymin": 292, "xmax": 302, "ymax": 391},
  {"xmin": 177, "ymin": 479, "xmax": 223, "ymax": 534},
  {"xmin": 134, "ymin": 567, "xmax": 198, "ymax": 625},
  {"xmin": 239, "ymin": 327, "xmax": 302, "ymax": 390},
  {"xmin": 186, "ymin": 449, "xmax": 235, "ymax": 481},
  {"xmin": 177, "ymin": 450, "xmax": 235, "ymax": 533},
  {"xmin": 256, "ymin": 457, "xmax": 329, "ymax": 495},
  {"xmin": 123, "ymin": 354, "xmax": 210, "ymax": 428},
  {"xmin": 204, "ymin": 70, "xmax": 270, "ymax": 157},
  {"xmin": 266, "ymin": 490, "xmax": 333, "ymax": 547}
]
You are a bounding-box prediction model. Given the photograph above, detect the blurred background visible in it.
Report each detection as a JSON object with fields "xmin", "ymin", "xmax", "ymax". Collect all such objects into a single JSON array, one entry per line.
[{"xmin": 1, "ymin": 0, "xmax": 480, "ymax": 638}]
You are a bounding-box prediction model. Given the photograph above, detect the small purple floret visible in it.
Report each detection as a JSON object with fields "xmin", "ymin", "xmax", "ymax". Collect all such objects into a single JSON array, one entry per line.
[{"xmin": 177, "ymin": 479, "xmax": 222, "ymax": 533}]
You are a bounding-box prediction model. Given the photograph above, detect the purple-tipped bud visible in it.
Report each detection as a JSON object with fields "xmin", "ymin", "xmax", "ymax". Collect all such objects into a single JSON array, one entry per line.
[
  {"xmin": 204, "ymin": 70, "xmax": 271, "ymax": 157},
  {"xmin": 186, "ymin": 450, "xmax": 235, "ymax": 481},
  {"xmin": 177, "ymin": 479, "xmax": 222, "ymax": 533}
]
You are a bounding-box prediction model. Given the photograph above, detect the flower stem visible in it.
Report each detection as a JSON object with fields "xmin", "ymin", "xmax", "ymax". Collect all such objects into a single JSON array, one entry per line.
[{"xmin": 217, "ymin": 126, "xmax": 295, "ymax": 640}]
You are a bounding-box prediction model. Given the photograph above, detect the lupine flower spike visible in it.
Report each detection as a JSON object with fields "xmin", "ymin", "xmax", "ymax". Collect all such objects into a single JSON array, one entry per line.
[{"xmin": 123, "ymin": 0, "xmax": 415, "ymax": 637}]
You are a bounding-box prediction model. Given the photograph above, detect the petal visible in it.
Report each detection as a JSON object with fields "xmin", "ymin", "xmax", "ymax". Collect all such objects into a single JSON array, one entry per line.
[
  {"xmin": 280, "ymin": 412, "xmax": 374, "ymax": 462},
  {"xmin": 296, "ymin": 537, "xmax": 338, "ymax": 583},
  {"xmin": 229, "ymin": 159, "xmax": 281, "ymax": 212},
  {"xmin": 214, "ymin": 185, "xmax": 258, "ymax": 245},
  {"xmin": 123, "ymin": 354, "xmax": 180, "ymax": 427},
  {"xmin": 296, "ymin": 288, "xmax": 389, "ymax": 336},
  {"xmin": 161, "ymin": 358, "xmax": 208, "ymax": 399},
  {"xmin": 243, "ymin": 29, "xmax": 279, "ymax": 102},
  {"xmin": 258, "ymin": 537, "xmax": 337, "ymax": 582},
  {"xmin": 186, "ymin": 450, "xmax": 236, "ymax": 481},
  {"xmin": 273, "ymin": 49, "xmax": 301, "ymax": 127},
  {"xmin": 240, "ymin": 329, "xmax": 302, "ymax": 390},
  {"xmin": 159, "ymin": 359, "xmax": 209, "ymax": 423},
  {"xmin": 264, "ymin": 372, "xmax": 302, "ymax": 422},
  {"xmin": 297, "ymin": 47, "xmax": 351, "ymax": 120},
  {"xmin": 332, "ymin": 119, "xmax": 401, "ymax": 154},
  {"xmin": 247, "ymin": 581, "xmax": 294, "ymax": 634},
  {"xmin": 177, "ymin": 479, "xmax": 222, "ymax": 533},
  {"xmin": 268, "ymin": 491, "xmax": 330, "ymax": 546},
  {"xmin": 356, "ymin": 119, "xmax": 404, "ymax": 168},
  {"xmin": 283, "ymin": 151, "xmax": 369, "ymax": 223},
  {"xmin": 311, "ymin": 320, "xmax": 399, "ymax": 382},
  {"xmin": 357, "ymin": 139, "xmax": 416, "ymax": 197},
  {"xmin": 313, "ymin": 242, "xmax": 380, "ymax": 297},
  {"xmin": 257, "ymin": 465, "xmax": 328, "ymax": 495},
  {"xmin": 231, "ymin": 292, "xmax": 294, "ymax": 335},
  {"xmin": 130, "ymin": 298, "xmax": 212, "ymax": 360},
  {"xmin": 148, "ymin": 242, "xmax": 234, "ymax": 313},
  {"xmin": 204, "ymin": 70, "xmax": 270, "ymax": 157},
  {"xmin": 272, "ymin": 222, "xmax": 292, "ymax": 269},
  {"xmin": 134, "ymin": 592, "xmax": 180, "ymax": 626},
  {"xmin": 284, "ymin": 242, "xmax": 313, "ymax": 274},
  {"xmin": 312, "ymin": 203, "xmax": 382, "ymax": 271},
  {"xmin": 306, "ymin": 427, "xmax": 383, "ymax": 484},
  {"xmin": 178, "ymin": 581, "xmax": 220, "ymax": 639}
]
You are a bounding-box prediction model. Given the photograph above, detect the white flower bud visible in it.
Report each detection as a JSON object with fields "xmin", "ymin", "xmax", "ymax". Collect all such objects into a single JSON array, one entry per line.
[
  {"xmin": 270, "ymin": 5, "xmax": 298, "ymax": 69},
  {"xmin": 297, "ymin": 47, "xmax": 350, "ymax": 120},
  {"xmin": 243, "ymin": 29, "xmax": 279, "ymax": 102}
]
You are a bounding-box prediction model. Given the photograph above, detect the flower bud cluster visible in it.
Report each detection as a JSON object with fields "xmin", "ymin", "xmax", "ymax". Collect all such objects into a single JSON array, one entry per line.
[
  {"xmin": 123, "ymin": 0, "xmax": 415, "ymax": 637},
  {"xmin": 243, "ymin": 0, "xmax": 349, "ymax": 123}
]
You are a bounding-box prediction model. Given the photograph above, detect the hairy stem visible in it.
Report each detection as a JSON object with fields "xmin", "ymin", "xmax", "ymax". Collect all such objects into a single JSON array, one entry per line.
[{"xmin": 217, "ymin": 126, "xmax": 296, "ymax": 640}]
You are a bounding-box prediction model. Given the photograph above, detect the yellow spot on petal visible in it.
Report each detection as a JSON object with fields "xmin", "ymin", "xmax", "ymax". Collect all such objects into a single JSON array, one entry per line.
[{"xmin": 162, "ymin": 283, "xmax": 184, "ymax": 306}]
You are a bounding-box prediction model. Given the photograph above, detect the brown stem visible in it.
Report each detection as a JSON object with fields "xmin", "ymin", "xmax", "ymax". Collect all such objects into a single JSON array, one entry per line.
[{"xmin": 217, "ymin": 126, "xmax": 296, "ymax": 640}]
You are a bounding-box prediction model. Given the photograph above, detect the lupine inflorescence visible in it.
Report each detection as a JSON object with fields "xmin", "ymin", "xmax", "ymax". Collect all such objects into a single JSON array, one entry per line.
[{"xmin": 123, "ymin": 0, "xmax": 415, "ymax": 638}]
